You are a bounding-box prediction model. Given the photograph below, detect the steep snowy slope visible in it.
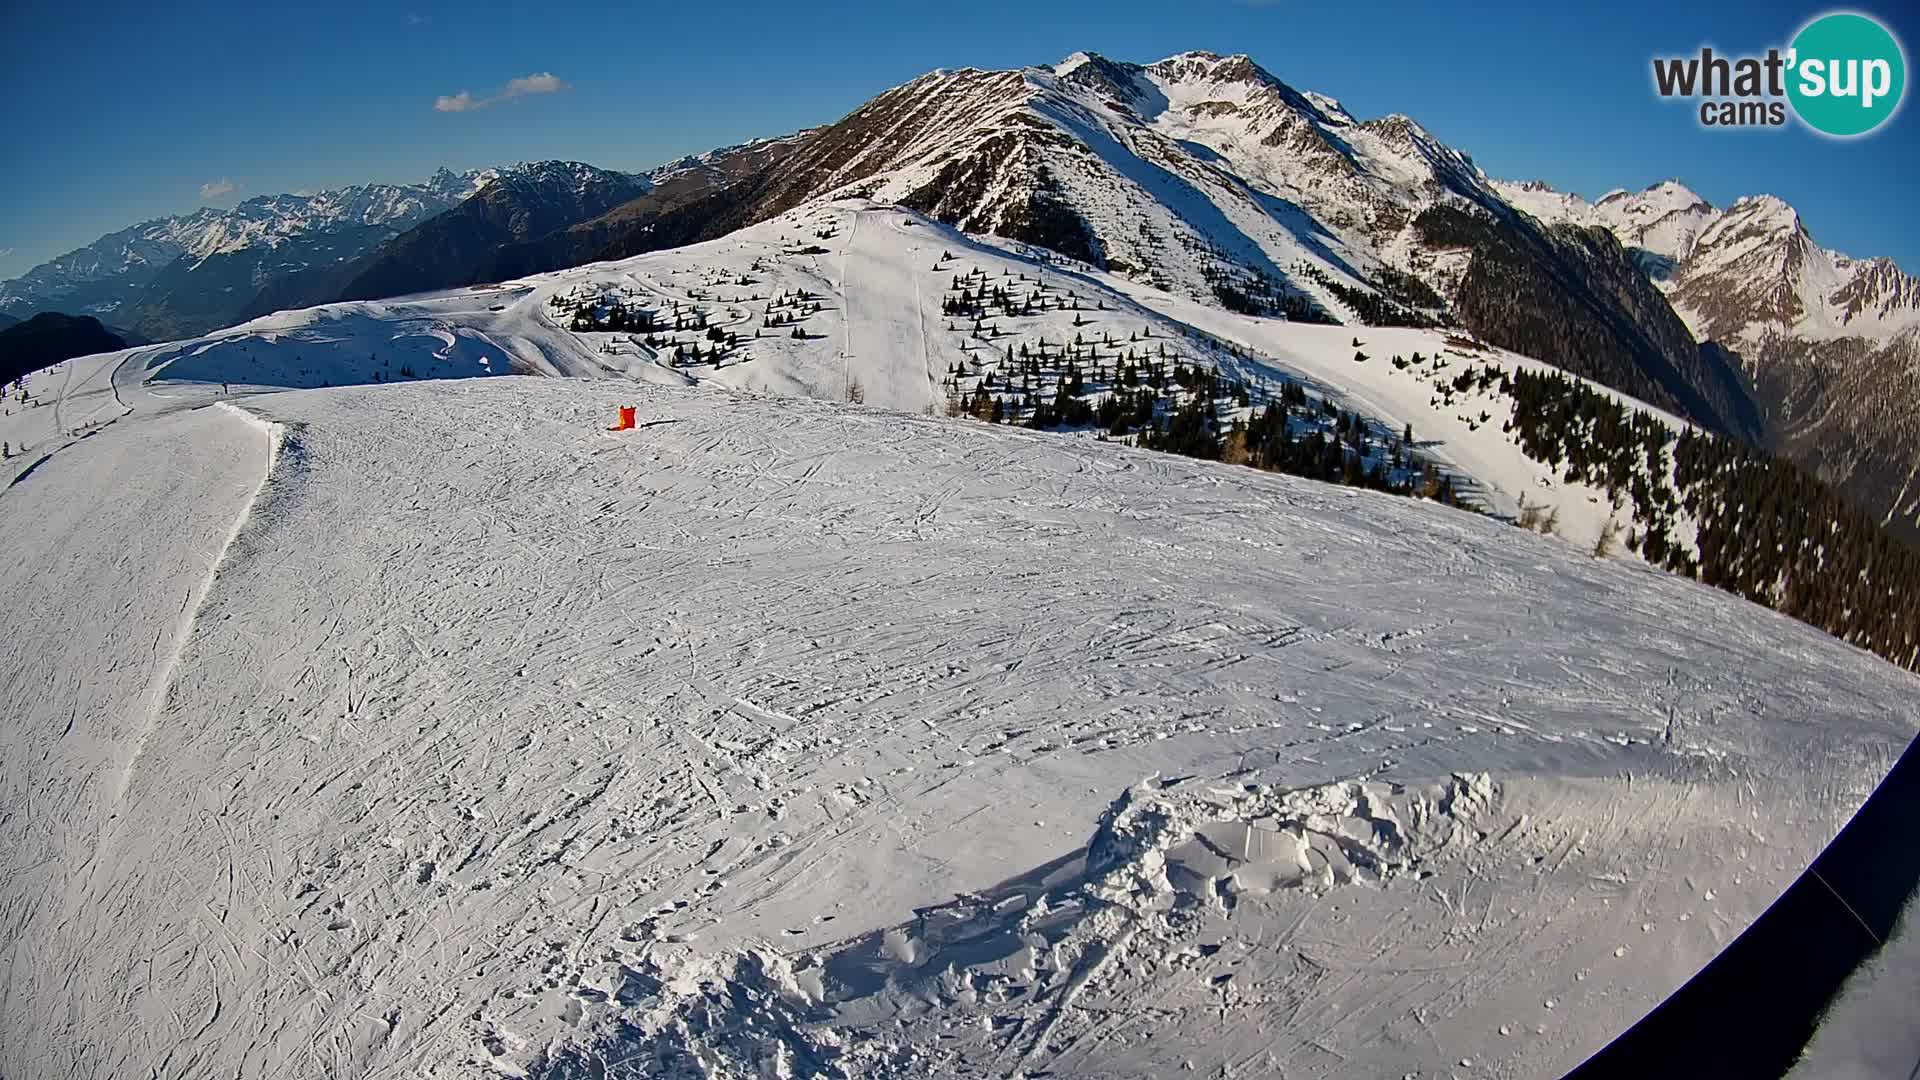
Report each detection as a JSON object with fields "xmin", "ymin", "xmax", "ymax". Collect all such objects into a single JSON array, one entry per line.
[
  {"xmin": 1, "ymin": 347, "xmax": 1913, "ymax": 1079},
  {"xmin": 1104, "ymin": 285, "xmax": 1695, "ymax": 553}
]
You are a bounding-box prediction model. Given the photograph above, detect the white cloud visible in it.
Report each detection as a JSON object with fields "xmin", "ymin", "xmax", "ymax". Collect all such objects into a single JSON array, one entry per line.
[
  {"xmin": 433, "ymin": 72, "xmax": 571, "ymax": 113},
  {"xmin": 199, "ymin": 178, "xmax": 238, "ymax": 200},
  {"xmin": 502, "ymin": 72, "xmax": 567, "ymax": 97},
  {"xmin": 406, "ymin": 12, "xmax": 429, "ymax": 24},
  {"xmin": 0, "ymin": 248, "xmax": 13, "ymax": 259}
]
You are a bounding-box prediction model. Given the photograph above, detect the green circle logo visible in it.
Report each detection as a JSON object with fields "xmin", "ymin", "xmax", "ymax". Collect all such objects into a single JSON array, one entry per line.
[{"xmin": 1787, "ymin": 12, "xmax": 1906, "ymax": 136}]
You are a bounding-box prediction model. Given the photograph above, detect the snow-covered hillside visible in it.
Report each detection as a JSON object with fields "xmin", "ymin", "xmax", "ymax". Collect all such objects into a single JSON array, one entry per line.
[
  {"xmin": 5, "ymin": 201, "xmax": 1710, "ymax": 559},
  {"xmin": 1104, "ymin": 284, "xmax": 1698, "ymax": 552},
  {"xmin": 2, "ymin": 325, "xmax": 1914, "ymax": 1078}
]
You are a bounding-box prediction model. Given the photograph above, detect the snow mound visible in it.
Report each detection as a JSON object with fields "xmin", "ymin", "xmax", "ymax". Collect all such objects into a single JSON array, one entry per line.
[
  {"xmin": 532, "ymin": 950, "xmax": 853, "ymax": 1080},
  {"xmin": 1086, "ymin": 771, "xmax": 1493, "ymax": 906},
  {"xmin": 535, "ymin": 770, "xmax": 1502, "ymax": 1078}
]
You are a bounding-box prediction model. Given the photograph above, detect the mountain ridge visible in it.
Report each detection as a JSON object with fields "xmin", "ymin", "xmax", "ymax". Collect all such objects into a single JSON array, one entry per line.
[
  {"xmin": 0, "ymin": 168, "xmax": 497, "ymax": 319},
  {"xmin": 0, "ymin": 163, "xmax": 636, "ymax": 340},
  {"xmin": 1496, "ymin": 177, "xmax": 1920, "ymax": 537},
  {"xmin": 510, "ymin": 50, "xmax": 1757, "ymax": 444},
  {"xmin": 11, "ymin": 49, "xmax": 1915, "ymax": 533}
]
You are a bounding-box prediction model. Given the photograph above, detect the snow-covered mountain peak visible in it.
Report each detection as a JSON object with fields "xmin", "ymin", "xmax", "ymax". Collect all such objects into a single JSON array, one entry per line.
[
  {"xmin": 1723, "ymin": 192, "xmax": 1800, "ymax": 228},
  {"xmin": 1147, "ymin": 50, "xmax": 1276, "ymax": 88},
  {"xmin": 1494, "ymin": 177, "xmax": 1713, "ymax": 279},
  {"xmin": 1052, "ymin": 50, "xmax": 1100, "ymax": 75},
  {"xmin": 1692, "ymin": 196, "xmax": 1812, "ymax": 277},
  {"xmin": 1303, "ymin": 90, "xmax": 1354, "ymax": 123},
  {"xmin": 425, "ymin": 165, "xmax": 491, "ymax": 203},
  {"xmin": 476, "ymin": 160, "xmax": 646, "ymax": 200},
  {"xmin": 1492, "ymin": 178, "xmax": 1600, "ymax": 226},
  {"xmin": 1142, "ymin": 50, "xmax": 1324, "ymax": 119},
  {"xmin": 1657, "ymin": 189, "xmax": 1920, "ymax": 347},
  {"xmin": 1049, "ymin": 51, "xmax": 1167, "ymax": 116},
  {"xmin": 1355, "ymin": 112, "xmax": 1447, "ymax": 154},
  {"xmin": 1597, "ymin": 179, "xmax": 1706, "ymax": 211},
  {"xmin": 1645, "ymin": 178, "xmax": 1706, "ymax": 206},
  {"xmin": 756, "ymin": 48, "xmax": 1511, "ymax": 324}
]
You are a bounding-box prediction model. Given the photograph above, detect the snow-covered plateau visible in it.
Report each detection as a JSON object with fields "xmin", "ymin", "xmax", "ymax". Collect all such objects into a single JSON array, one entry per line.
[{"xmin": 1, "ymin": 203, "xmax": 1915, "ymax": 1080}]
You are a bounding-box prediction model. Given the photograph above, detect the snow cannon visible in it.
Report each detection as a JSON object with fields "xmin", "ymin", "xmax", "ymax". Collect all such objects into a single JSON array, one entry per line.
[{"xmin": 610, "ymin": 406, "xmax": 636, "ymax": 431}]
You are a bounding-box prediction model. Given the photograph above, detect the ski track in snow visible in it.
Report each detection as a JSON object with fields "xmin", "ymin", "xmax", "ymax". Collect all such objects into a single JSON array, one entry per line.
[
  {"xmin": 0, "ymin": 393, "xmax": 273, "ymax": 1078},
  {"xmin": 840, "ymin": 213, "xmax": 940, "ymax": 414},
  {"xmin": 0, "ymin": 357, "xmax": 1914, "ymax": 1079}
]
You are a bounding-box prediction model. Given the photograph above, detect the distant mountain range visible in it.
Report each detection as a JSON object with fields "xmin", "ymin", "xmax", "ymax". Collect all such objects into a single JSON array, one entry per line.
[
  {"xmin": 1, "ymin": 168, "xmax": 494, "ymax": 339},
  {"xmin": 234, "ymin": 160, "xmax": 654, "ymax": 318},
  {"xmin": 4, "ymin": 50, "xmax": 1915, "ymax": 536},
  {"xmin": 1498, "ymin": 178, "xmax": 1920, "ymax": 538}
]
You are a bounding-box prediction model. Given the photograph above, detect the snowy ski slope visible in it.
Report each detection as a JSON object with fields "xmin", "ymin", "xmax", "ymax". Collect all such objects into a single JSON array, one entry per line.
[
  {"xmin": 2, "ymin": 201, "xmax": 1710, "ymax": 559},
  {"xmin": 1, "ymin": 340, "xmax": 1914, "ymax": 1078}
]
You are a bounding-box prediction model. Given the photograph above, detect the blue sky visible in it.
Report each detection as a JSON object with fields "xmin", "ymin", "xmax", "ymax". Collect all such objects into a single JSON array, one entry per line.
[{"xmin": 1, "ymin": 0, "xmax": 1915, "ymax": 280}]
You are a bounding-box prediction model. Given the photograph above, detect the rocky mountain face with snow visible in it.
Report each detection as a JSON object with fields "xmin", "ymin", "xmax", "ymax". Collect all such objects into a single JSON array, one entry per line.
[
  {"xmin": 505, "ymin": 52, "xmax": 1756, "ymax": 445},
  {"xmin": 333, "ymin": 162, "xmax": 651, "ymax": 303},
  {"xmin": 1412, "ymin": 204, "xmax": 1761, "ymax": 441},
  {"xmin": 583, "ymin": 51, "xmax": 1501, "ymax": 308},
  {"xmin": 554, "ymin": 47, "xmax": 1893, "ymax": 534},
  {"xmin": 1498, "ymin": 178, "xmax": 1920, "ymax": 538},
  {"xmin": 479, "ymin": 133, "xmax": 818, "ymax": 279}
]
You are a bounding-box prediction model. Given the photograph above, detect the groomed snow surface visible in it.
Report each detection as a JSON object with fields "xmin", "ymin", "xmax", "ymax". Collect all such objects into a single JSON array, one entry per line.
[{"xmin": 4, "ymin": 362, "xmax": 1915, "ymax": 1079}]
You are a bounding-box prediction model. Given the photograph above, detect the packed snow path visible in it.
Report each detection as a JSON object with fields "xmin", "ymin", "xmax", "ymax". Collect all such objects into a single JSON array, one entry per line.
[
  {"xmin": 0, "ymin": 398, "xmax": 273, "ymax": 1075},
  {"xmin": 838, "ymin": 210, "xmax": 940, "ymax": 412},
  {"xmin": 0, "ymin": 372, "xmax": 1913, "ymax": 1079}
]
